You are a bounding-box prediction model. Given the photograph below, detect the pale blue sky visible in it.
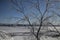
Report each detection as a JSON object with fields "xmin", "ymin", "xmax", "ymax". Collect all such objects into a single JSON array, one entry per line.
[{"xmin": 0, "ymin": 0, "xmax": 60, "ymax": 24}]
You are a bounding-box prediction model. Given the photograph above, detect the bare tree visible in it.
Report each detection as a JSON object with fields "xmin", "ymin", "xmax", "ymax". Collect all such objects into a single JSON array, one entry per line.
[{"xmin": 9, "ymin": 0, "xmax": 60, "ymax": 40}]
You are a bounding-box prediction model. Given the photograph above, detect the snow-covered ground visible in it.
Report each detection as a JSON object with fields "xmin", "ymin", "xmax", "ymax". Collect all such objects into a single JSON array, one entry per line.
[
  {"xmin": 0, "ymin": 26, "xmax": 60, "ymax": 40},
  {"xmin": 0, "ymin": 31, "xmax": 14, "ymax": 40},
  {"xmin": 0, "ymin": 26, "xmax": 30, "ymax": 40}
]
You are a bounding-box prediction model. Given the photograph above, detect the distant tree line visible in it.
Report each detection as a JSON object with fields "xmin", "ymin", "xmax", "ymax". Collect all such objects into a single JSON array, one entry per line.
[{"xmin": 0, "ymin": 23, "xmax": 60, "ymax": 27}]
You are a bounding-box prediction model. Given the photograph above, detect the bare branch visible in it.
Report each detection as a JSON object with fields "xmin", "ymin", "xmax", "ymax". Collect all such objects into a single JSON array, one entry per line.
[
  {"xmin": 42, "ymin": 0, "xmax": 49, "ymax": 18},
  {"xmin": 48, "ymin": 22, "xmax": 60, "ymax": 34},
  {"xmin": 43, "ymin": 15, "xmax": 54, "ymax": 22}
]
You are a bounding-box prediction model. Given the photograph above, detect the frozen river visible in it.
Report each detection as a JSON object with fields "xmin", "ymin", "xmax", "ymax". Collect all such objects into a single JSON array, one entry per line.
[{"xmin": 0, "ymin": 26, "xmax": 60, "ymax": 40}]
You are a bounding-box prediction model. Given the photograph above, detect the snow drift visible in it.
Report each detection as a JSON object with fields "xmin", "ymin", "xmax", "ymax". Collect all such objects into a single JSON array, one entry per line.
[{"xmin": 0, "ymin": 31, "xmax": 14, "ymax": 40}]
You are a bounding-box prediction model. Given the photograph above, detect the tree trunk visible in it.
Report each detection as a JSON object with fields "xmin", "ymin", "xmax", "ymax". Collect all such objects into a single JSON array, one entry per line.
[
  {"xmin": 36, "ymin": 36, "xmax": 40, "ymax": 40},
  {"xmin": 37, "ymin": 37, "xmax": 40, "ymax": 40}
]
